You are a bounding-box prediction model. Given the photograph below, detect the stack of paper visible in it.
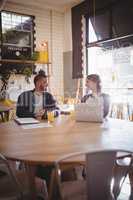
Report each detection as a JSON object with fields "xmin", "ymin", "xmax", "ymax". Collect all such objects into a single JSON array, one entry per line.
[
  {"xmin": 15, "ymin": 117, "xmax": 40, "ymax": 125},
  {"xmin": 21, "ymin": 123, "xmax": 53, "ymax": 129}
]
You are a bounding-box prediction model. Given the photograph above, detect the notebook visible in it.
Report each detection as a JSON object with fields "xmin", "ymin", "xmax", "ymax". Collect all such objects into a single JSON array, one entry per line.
[
  {"xmin": 15, "ymin": 117, "xmax": 40, "ymax": 125},
  {"xmin": 75, "ymin": 102, "xmax": 104, "ymax": 123}
]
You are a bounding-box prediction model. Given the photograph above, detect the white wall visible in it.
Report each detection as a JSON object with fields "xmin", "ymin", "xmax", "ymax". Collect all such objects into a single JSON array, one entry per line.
[
  {"xmin": 63, "ymin": 8, "xmax": 77, "ymax": 97},
  {"xmin": 2, "ymin": 2, "xmax": 64, "ymax": 100},
  {"xmin": 63, "ymin": 9, "xmax": 72, "ymax": 52}
]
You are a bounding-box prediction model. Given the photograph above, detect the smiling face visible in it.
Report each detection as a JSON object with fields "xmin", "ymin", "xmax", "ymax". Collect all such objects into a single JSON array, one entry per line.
[
  {"xmin": 85, "ymin": 78, "xmax": 97, "ymax": 92},
  {"xmin": 35, "ymin": 77, "xmax": 48, "ymax": 93}
]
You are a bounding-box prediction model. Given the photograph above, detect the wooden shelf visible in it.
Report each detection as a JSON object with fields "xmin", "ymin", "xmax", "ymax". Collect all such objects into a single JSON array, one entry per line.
[
  {"xmin": 0, "ymin": 59, "xmax": 51, "ymax": 65},
  {"xmin": 36, "ymin": 61, "xmax": 51, "ymax": 64},
  {"xmin": 0, "ymin": 59, "xmax": 34, "ymax": 64}
]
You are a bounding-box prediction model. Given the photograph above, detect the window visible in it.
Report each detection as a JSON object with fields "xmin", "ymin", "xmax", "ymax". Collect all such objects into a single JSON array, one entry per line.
[
  {"xmin": 87, "ymin": 10, "xmax": 110, "ymax": 44},
  {"xmin": 86, "ymin": 0, "xmax": 133, "ymax": 107},
  {"xmin": 86, "ymin": 0, "xmax": 133, "ymax": 46},
  {"xmin": 87, "ymin": 45, "xmax": 133, "ymax": 105}
]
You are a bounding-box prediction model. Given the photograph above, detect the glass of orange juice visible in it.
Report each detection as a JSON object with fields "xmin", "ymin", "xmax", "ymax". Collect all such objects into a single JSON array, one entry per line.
[
  {"xmin": 70, "ymin": 109, "xmax": 75, "ymax": 120},
  {"xmin": 47, "ymin": 110, "xmax": 54, "ymax": 123}
]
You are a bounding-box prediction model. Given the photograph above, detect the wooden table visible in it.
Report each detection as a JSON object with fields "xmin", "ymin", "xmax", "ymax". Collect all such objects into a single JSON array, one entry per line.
[{"xmin": 1, "ymin": 115, "xmax": 133, "ymax": 199}]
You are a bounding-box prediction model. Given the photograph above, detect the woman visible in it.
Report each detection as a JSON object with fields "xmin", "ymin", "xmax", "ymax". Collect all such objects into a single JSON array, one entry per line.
[{"xmin": 81, "ymin": 74, "xmax": 110, "ymax": 118}]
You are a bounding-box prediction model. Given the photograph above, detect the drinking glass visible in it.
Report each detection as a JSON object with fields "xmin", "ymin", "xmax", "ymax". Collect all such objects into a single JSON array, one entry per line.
[{"xmin": 47, "ymin": 111, "xmax": 54, "ymax": 123}]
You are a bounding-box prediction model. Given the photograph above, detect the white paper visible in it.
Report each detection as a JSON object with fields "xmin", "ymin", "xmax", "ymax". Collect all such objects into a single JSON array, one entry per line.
[
  {"xmin": 21, "ymin": 123, "xmax": 53, "ymax": 129},
  {"xmin": 59, "ymin": 104, "xmax": 74, "ymax": 112},
  {"xmin": 15, "ymin": 117, "xmax": 39, "ymax": 125}
]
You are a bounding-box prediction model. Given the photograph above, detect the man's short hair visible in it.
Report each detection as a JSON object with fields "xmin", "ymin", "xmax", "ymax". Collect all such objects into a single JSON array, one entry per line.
[{"xmin": 34, "ymin": 70, "xmax": 47, "ymax": 85}]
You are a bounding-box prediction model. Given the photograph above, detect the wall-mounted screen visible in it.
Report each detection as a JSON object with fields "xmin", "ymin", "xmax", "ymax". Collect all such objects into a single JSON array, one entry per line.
[
  {"xmin": 1, "ymin": 11, "xmax": 34, "ymax": 59},
  {"xmin": 2, "ymin": 30, "xmax": 31, "ymax": 47}
]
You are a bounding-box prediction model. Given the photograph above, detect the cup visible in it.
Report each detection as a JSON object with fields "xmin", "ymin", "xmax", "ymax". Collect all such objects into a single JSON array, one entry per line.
[
  {"xmin": 47, "ymin": 111, "xmax": 54, "ymax": 123},
  {"xmin": 70, "ymin": 110, "xmax": 75, "ymax": 120}
]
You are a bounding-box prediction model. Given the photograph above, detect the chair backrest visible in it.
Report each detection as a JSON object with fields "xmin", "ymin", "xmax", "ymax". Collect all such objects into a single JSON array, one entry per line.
[
  {"xmin": 55, "ymin": 149, "xmax": 133, "ymax": 200},
  {"xmin": 86, "ymin": 151, "xmax": 116, "ymax": 200},
  {"xmin": 0, "ymin": 153, "xmax": 23, "ymax": 199}
]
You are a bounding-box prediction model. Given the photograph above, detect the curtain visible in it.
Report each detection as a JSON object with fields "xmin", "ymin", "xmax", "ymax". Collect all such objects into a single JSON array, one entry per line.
[{"xmin": 72, "ymin": 1, "xmax": 88, "ymax": 79}]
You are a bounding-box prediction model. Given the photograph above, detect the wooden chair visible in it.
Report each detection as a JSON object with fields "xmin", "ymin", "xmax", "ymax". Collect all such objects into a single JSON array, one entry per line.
[
  {"xmin": 0, "ymin": 99, "xmax": 16, "ymax": 122},
  {"xmin": 110, "ymin": 103, "xmax": 130, "ymax": 120},
  {"xmin": 54, "ymin": 150, "xmax": 133, "ymax": 200},
  {"xmin": 113, "ymin": 152, "xmax": 133, "ymax": 199},
  {"xmin": 0, "ymin": 153, "xmax": 29, "ymax": 200}
]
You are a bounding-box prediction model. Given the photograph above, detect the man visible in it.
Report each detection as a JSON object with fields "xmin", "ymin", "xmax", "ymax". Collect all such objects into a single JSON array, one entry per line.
[
  {"xmin": 16, "ymin": 71, "xmax": 59, "ymax": 195},
  {"xmin": 16, "ymin": 70, "xmax": 58, "ymax": 119}
]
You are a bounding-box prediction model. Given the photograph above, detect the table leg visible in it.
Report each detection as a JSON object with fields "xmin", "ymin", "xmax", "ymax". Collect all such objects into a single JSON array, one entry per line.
[
  {"xmin": 0, "ymin": 112, "xmax": 4, "ymax": 122},
  {"xmin": 49, "ymin": 168, "xmax": 61, "ymax": 200},
  {"xmin": 25, "ymin": 164, "xmax": 37, "ymax": 200},
  {"xmin": 5, "ymin": 111, "xmax": 10, "ymax": 121}
]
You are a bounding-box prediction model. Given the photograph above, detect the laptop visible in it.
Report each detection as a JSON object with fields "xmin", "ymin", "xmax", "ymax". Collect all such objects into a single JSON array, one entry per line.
[{"xmin": 75, "ymin": 102, "xmax": 104, "ymax": 122}]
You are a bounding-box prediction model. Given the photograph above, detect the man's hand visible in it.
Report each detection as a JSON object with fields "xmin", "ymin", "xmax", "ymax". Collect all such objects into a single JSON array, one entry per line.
[{"xmin": 35, "ymin": 109, "xmax": 45, "ymax": 120}]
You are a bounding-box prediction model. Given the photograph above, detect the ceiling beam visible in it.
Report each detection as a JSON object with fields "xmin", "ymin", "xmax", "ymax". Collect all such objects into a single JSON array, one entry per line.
[
  {"xmin": 4, "ymin": 0, "xmax": 83, "ymax": 13},
  {"xmin": 6, "ymin": 0, "xmax": 65, "ymax": 12},
  {"xmin": 0, "ymin": 0, "xmax": 7, "ymax": 11}
]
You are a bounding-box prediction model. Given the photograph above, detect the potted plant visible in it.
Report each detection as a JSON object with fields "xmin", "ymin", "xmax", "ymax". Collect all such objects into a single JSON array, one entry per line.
[
  {"xmin": 0, "ymin": 51, "xmax": 39, "ymax": 100},
  {"xmin": 0, "ymin": 70, "xmax": 16, "ymax": 100},
  {"xmin": 0, "ymin": 66, "xmax": 33, "ymax": 101}
]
